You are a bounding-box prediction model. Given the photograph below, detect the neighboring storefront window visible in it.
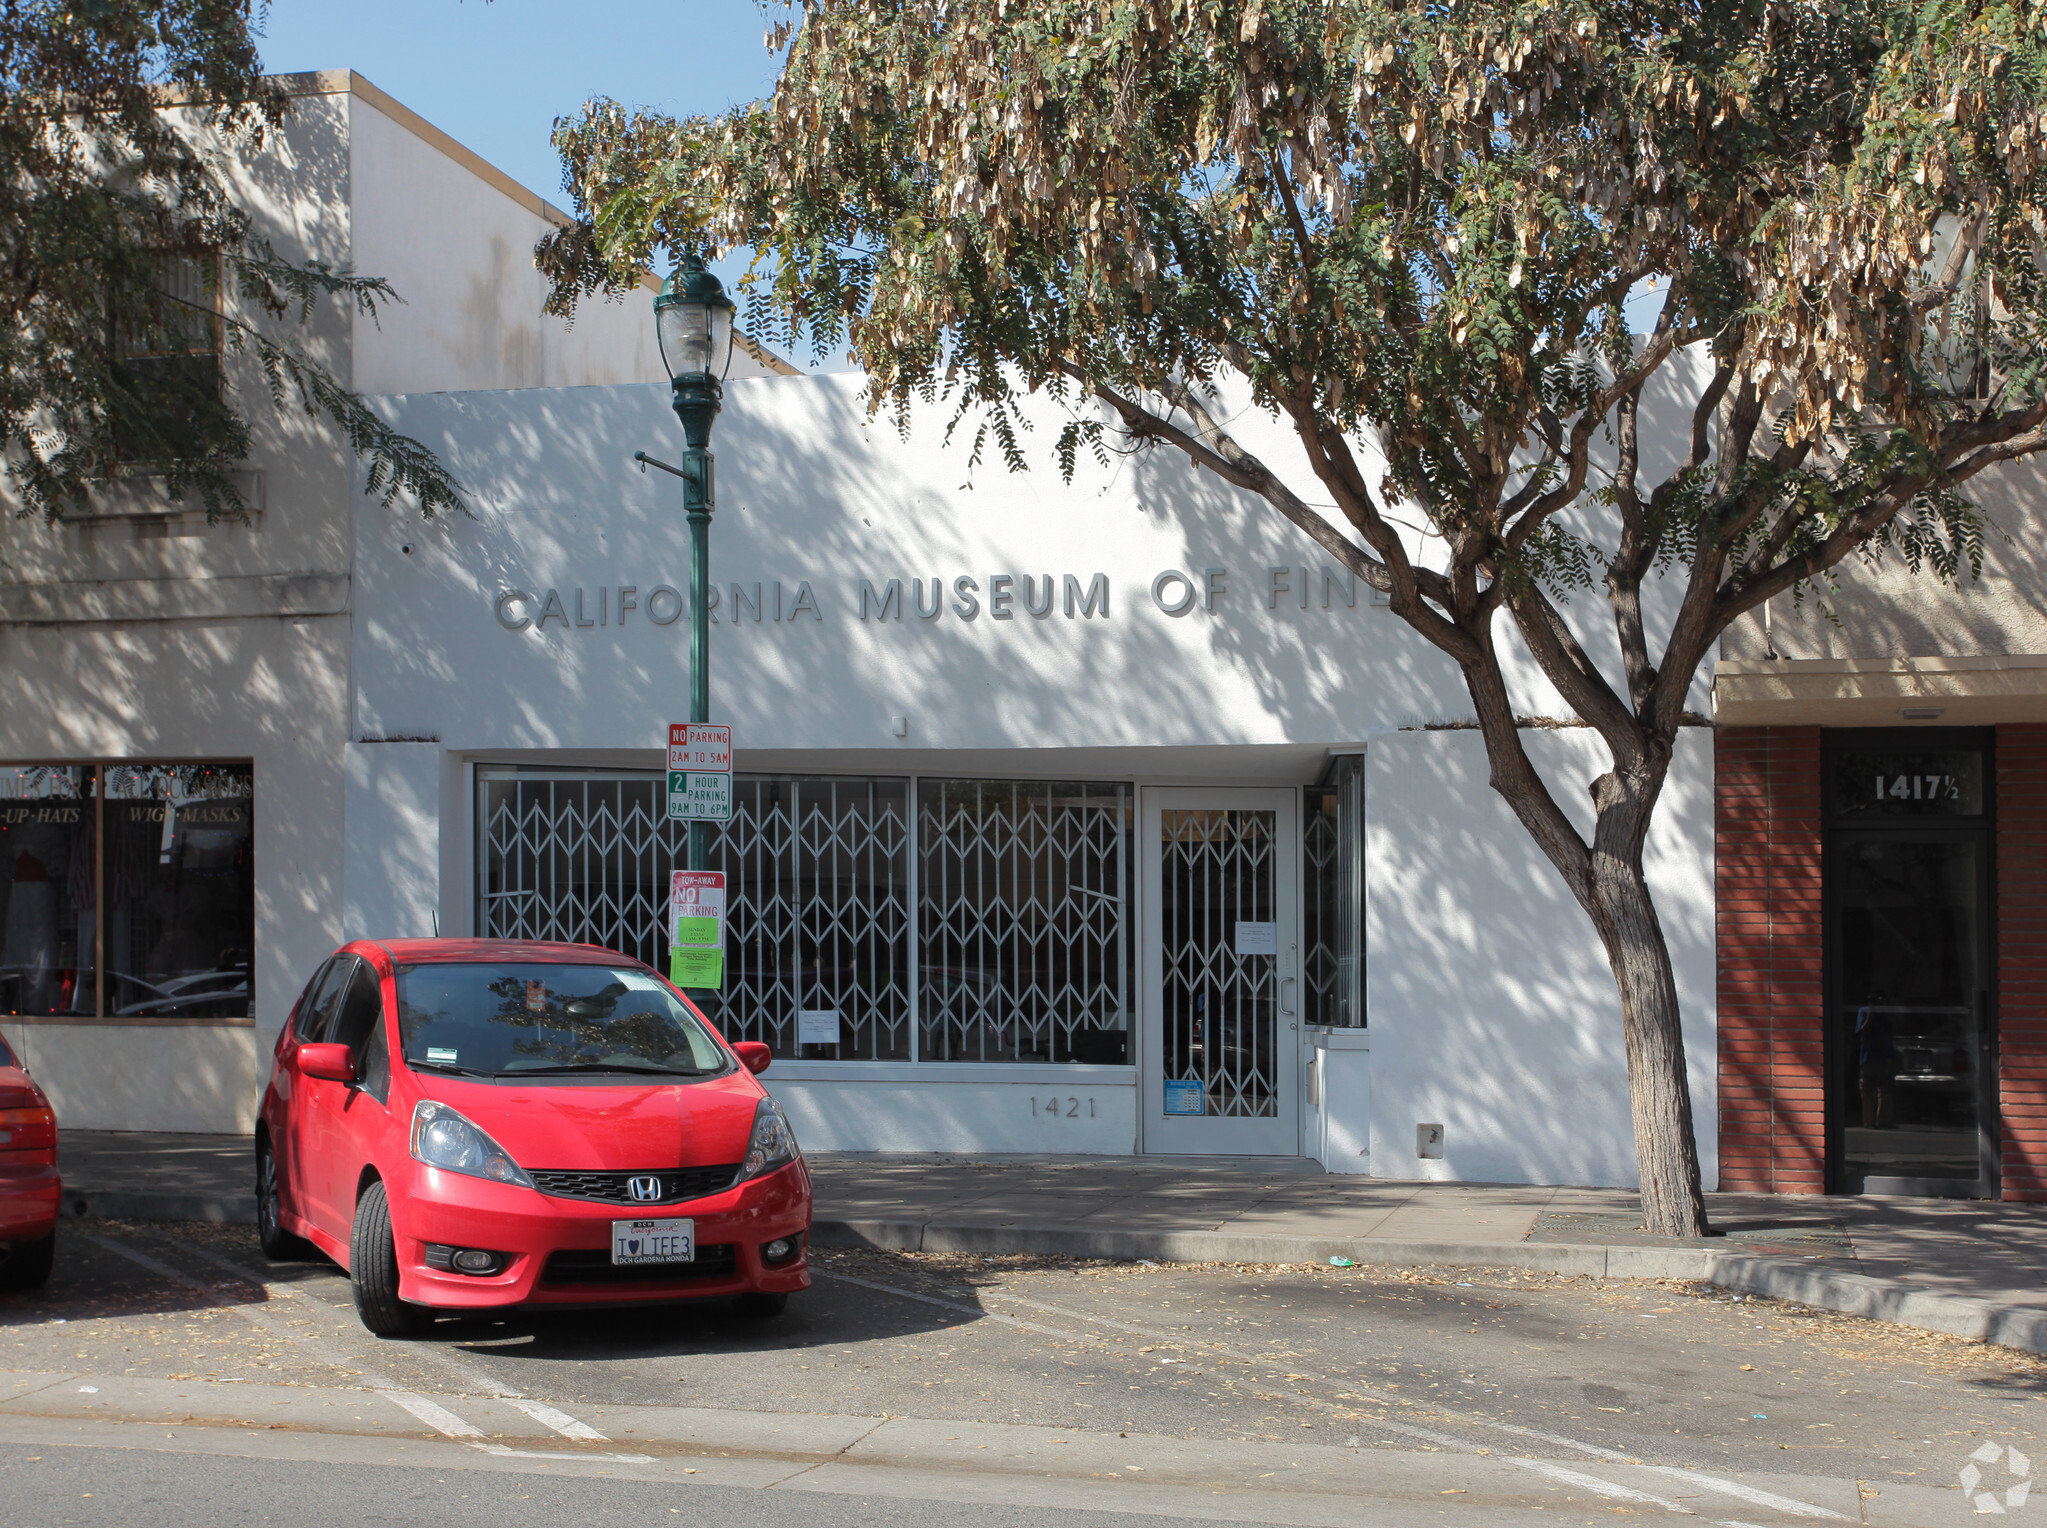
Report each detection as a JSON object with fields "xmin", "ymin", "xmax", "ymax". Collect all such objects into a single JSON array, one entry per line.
[
  {"xmin": 102, "ymin": 765, "xmax": 254, "ymax": 1019},
  {"xmin": 477, "ymin": 768, "xmax": 1133, "ymax": 1063},
  {"xmin": 0, "ymin": 768, "xmax": 94, "ymax": 1016},
  {"xmin": 1, "ymin": 762, "xmax": 253, "ymax": 1020}
]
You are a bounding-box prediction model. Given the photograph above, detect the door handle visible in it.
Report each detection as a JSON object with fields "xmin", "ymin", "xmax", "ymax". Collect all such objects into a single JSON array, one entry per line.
[{"xmin": 1280, "ymin": 976, "xmax": 1296, "ymax": 1016}]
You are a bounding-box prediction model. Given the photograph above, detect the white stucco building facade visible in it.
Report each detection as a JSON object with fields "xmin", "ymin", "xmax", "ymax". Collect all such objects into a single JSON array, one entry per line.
[{"xmin": 324, "ymin": 375, "xmax": 1718, "ymax": 1187}]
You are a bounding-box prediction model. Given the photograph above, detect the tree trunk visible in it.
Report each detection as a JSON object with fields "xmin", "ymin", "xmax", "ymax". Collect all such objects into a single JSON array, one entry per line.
[{"xmin": 1586, "ymin": 845, "xmax": 1710, "ymax": 1239}]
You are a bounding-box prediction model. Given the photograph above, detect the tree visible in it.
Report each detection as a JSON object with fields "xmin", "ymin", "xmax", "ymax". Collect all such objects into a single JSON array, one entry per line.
[
  {"xmin": 539, "ymin": 0, "xmax": 2047, "ymax": 1235},
  {"xmin": 1, "ymin": 0, "xmax": 464, "ymax": 522}
]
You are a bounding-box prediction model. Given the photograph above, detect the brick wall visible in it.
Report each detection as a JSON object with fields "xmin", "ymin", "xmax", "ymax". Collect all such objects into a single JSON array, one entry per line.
[
  {"xmin": 1999, "ymin": 724, "xmax": 2047, "ymax": 1202},
  {"xmin": 1716, "ymin": 726, "xmax": 1826, "ymax": 1194}
]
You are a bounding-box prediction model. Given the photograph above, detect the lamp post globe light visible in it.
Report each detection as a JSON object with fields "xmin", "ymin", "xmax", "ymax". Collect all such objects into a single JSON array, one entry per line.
[{"xmin": 654, "ymin": 251, "xmax": 736, "ymax": 893}]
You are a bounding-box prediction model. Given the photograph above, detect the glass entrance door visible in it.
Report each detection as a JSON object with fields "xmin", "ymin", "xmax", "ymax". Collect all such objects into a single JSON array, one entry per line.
[
  {"xmin": 1825, "ymin": 732, "xmax": 1996, "ymax": 1197},
  {"xmin": 1141, "ymin": 788, "xmax": 1300, "ymax": 1155}
]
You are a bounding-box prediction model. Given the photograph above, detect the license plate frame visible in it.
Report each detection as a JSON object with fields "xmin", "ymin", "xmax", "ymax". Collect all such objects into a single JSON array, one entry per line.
[{"xmin": 611, "ymin": 1217, "xmax": 695, "ymax": 1266}]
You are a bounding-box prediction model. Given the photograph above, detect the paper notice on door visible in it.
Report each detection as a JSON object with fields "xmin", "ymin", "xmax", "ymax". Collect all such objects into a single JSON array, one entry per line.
[
  {"xmin": 1234, "ymin": 921, "xmax": 1278, "ymax": 955},
  {"xmin": 668, "ymin": 870, "xmax": 727, "ymax": 991},
  {"xmin": 797, "ymin": 1009, "xmax": 842, "ymax": 1046}
]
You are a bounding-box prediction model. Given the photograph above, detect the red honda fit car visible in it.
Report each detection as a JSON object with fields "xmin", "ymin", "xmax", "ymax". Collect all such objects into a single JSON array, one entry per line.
[{"xmin": 257, "ymin": 939, "xmax": 810, "ymax": 1336}]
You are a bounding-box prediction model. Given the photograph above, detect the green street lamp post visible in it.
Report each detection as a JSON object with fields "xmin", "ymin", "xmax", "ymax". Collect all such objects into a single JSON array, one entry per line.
[{"xmin": 653, "ymin": 252, "xmax": 736, "ymax": 876}]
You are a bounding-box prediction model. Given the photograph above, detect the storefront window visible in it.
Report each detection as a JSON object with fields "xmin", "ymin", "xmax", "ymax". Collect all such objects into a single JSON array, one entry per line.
[
  {"xmin": 0, "ymin": 762, "xmax": 253, "ymax": 1021},
  {"xmin": 918, "ymin": 780, "xmax": 1132, "ymax": 1063},
  {"xmin": 477, "ymin": 769, "xmax": 914, "ymax": 1060},
  {"xmin": 102, "ymin": 765, "xmax": 254, "ymax": 1019},
  {"xmin": 0, "ymin": 768, "xmax": 95, "ymax": 1017},
  {"xmin": 478, "ymin": 768, "xmax": 1133, "ymax": 1064},
  {"xmin": 707, "ymin": 776, "xmax": 912, "ymax": 1061},
  {"xmin": 477, "ymin": 768, "xmax": 677, "ymax": 961}
]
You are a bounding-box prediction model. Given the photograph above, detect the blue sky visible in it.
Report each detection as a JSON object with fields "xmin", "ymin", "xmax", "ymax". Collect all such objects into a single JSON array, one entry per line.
[{"xmin": 256, "ymin": 1, "xmax": 784, "ymax": 216}]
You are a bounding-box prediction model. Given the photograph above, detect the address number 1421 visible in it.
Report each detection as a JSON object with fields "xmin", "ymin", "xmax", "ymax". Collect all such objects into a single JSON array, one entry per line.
[{"xmin": 1031, "ymin": 1096, "xmax": 1097, "ymax": 1119}]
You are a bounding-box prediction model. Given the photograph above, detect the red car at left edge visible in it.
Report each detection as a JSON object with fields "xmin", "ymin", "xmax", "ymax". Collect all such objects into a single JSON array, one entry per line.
[{"xmin": 0, "ymin": 1030, "xmax": 60, "ymax": 1290}]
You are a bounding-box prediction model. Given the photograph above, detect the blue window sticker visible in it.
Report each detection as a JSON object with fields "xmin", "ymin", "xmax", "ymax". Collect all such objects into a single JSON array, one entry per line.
[{"xmin": 1163, "ymin": 1078, "xmax": 1205, "ymax": 1116}]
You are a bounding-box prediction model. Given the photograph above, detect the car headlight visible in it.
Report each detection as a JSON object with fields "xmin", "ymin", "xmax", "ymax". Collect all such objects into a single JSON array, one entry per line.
[
  {"xmin": 410, "ymin": 1100, "xmax": 534, "ymax": 1188},
  {"xmin": 740, "ymin": 1096, "xmax": 799, "ymax": 1181}
]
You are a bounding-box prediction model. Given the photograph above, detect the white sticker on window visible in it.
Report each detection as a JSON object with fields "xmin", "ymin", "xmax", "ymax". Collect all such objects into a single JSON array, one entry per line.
[
  {"xmin": 1234, "ymin": 921, "xmax": 1278, "ymax": 956},
  {"xmin": 616, "ymin": 971, "xmax": 667, "ymax": 992},
  {"xmin": 427, "ymin": 1048, "xmax": 458, "ymax": 1063}
]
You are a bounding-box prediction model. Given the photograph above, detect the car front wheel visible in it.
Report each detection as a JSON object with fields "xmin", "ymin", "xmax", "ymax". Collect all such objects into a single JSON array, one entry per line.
[{"xmin": 349, "ymin": 1180, "xmax": 433, "ymax": 1337}]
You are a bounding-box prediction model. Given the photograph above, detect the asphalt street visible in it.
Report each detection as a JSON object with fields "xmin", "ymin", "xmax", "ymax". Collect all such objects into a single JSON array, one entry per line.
[{"xmin": 0, "ymin": 1221, "xmax": 2040, "ymax": 1524}]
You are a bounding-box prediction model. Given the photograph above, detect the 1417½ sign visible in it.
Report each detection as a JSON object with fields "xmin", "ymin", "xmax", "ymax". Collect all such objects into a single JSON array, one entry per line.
[{"xmin": 667, "ymin": 723, "xmax": 732, "ymax": 821}]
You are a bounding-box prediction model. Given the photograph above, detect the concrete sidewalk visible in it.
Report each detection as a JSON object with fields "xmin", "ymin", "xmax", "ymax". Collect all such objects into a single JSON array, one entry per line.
[{"xmin": 53, "ymin": 1131, "xmax": 2047, "ymax": 1355}]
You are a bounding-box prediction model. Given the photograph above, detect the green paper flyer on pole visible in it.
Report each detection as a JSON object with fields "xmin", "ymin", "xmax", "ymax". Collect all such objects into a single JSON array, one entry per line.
[{"xmin": 668, "ymin": 870, "xmax": 726, "ymax": 989}]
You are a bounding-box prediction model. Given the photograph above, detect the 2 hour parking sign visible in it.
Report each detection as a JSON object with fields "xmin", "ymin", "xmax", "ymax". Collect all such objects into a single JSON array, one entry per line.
[{"xmin": 666, "ymin": 769, "xmax": 731, "ymax": 820}]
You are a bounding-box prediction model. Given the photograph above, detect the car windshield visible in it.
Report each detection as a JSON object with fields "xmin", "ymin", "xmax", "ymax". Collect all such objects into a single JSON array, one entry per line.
[
  {"xmin": 0, "ymin": 1033, "xmax": 14, "ymax": 1067},
  {"xmin": 393, "ymin": 962, "xmax": 728, "ymax": 1077}
]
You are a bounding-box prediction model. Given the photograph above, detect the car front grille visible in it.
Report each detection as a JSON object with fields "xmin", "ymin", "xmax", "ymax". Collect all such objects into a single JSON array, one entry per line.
[
  {"xmin": 529, "ymin": 1165, "xmax": 740, "ymax": 1206},
  {"xmin": 540, "ymin": 1244, "xmax": 739, "ymax": 1286}
]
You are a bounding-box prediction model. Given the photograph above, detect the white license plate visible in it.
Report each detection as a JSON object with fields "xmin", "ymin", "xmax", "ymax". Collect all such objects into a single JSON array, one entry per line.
[{"xmin": 611, "ymin": 1217, "xmax": 695, "ymax": 1266}]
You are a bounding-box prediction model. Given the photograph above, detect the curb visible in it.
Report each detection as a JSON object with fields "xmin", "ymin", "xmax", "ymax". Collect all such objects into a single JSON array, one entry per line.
[
  {"xmin": 63, "ymin": 1190, "xmax": 255, "ymax": 1226},
  {"xmin": 811, "ymin": 1218, "xmax": 2047, "ymax": 1357},
  {"xmin": 810, "ymin": 1218, "xmax": 1725, "ymax": 1278},
  {"xmin": 1709, "ymin": 1253, "xmax": 2047, "ymax": 1354}
]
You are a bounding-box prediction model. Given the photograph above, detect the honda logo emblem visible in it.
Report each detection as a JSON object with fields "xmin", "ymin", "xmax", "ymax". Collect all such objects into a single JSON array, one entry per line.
[{"xmin": 627, "ymin": 1175, "xmax": 663, "ymax": 1203}]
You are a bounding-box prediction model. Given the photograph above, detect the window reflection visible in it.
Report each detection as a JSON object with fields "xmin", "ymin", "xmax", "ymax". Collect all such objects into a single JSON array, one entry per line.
[
  {"xmin": 103, "ymin": 764, "xmax": 253, "ymax": 1019},
  {"xmin": 0, "ymin": 767, "xmax": 94, "ymax": 1017}
]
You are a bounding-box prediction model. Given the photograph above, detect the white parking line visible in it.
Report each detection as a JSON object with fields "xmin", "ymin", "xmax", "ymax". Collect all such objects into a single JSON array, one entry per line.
[
  {"xmin": 1508, "ymin": 1456, "xmax": 1693, "ymax": 1513},
  {"xmin": 384, "ymin": 1391, "xmax": 483, "ymax": 1438},
  {"xmin": 507, "ymin": 1398, "xmax": 609, "ymax": 1441},
  {"xmin": 474, "ymin": 1444, "xmax": 656, "ymax": 1464},
  {"xmin": 1645, "ymin": 1466, "xmax": 1850, "ymax": 1520}
]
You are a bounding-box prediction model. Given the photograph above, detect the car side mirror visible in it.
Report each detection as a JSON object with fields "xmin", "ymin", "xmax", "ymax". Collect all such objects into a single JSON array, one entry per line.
[
  {"xmin": 298, "ymin": 1042, "xmax": 356, "ymax": 1083},
  {"xmin": 733, "ymin": 1041, "xmax": 771, "ymax": 1075}
]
